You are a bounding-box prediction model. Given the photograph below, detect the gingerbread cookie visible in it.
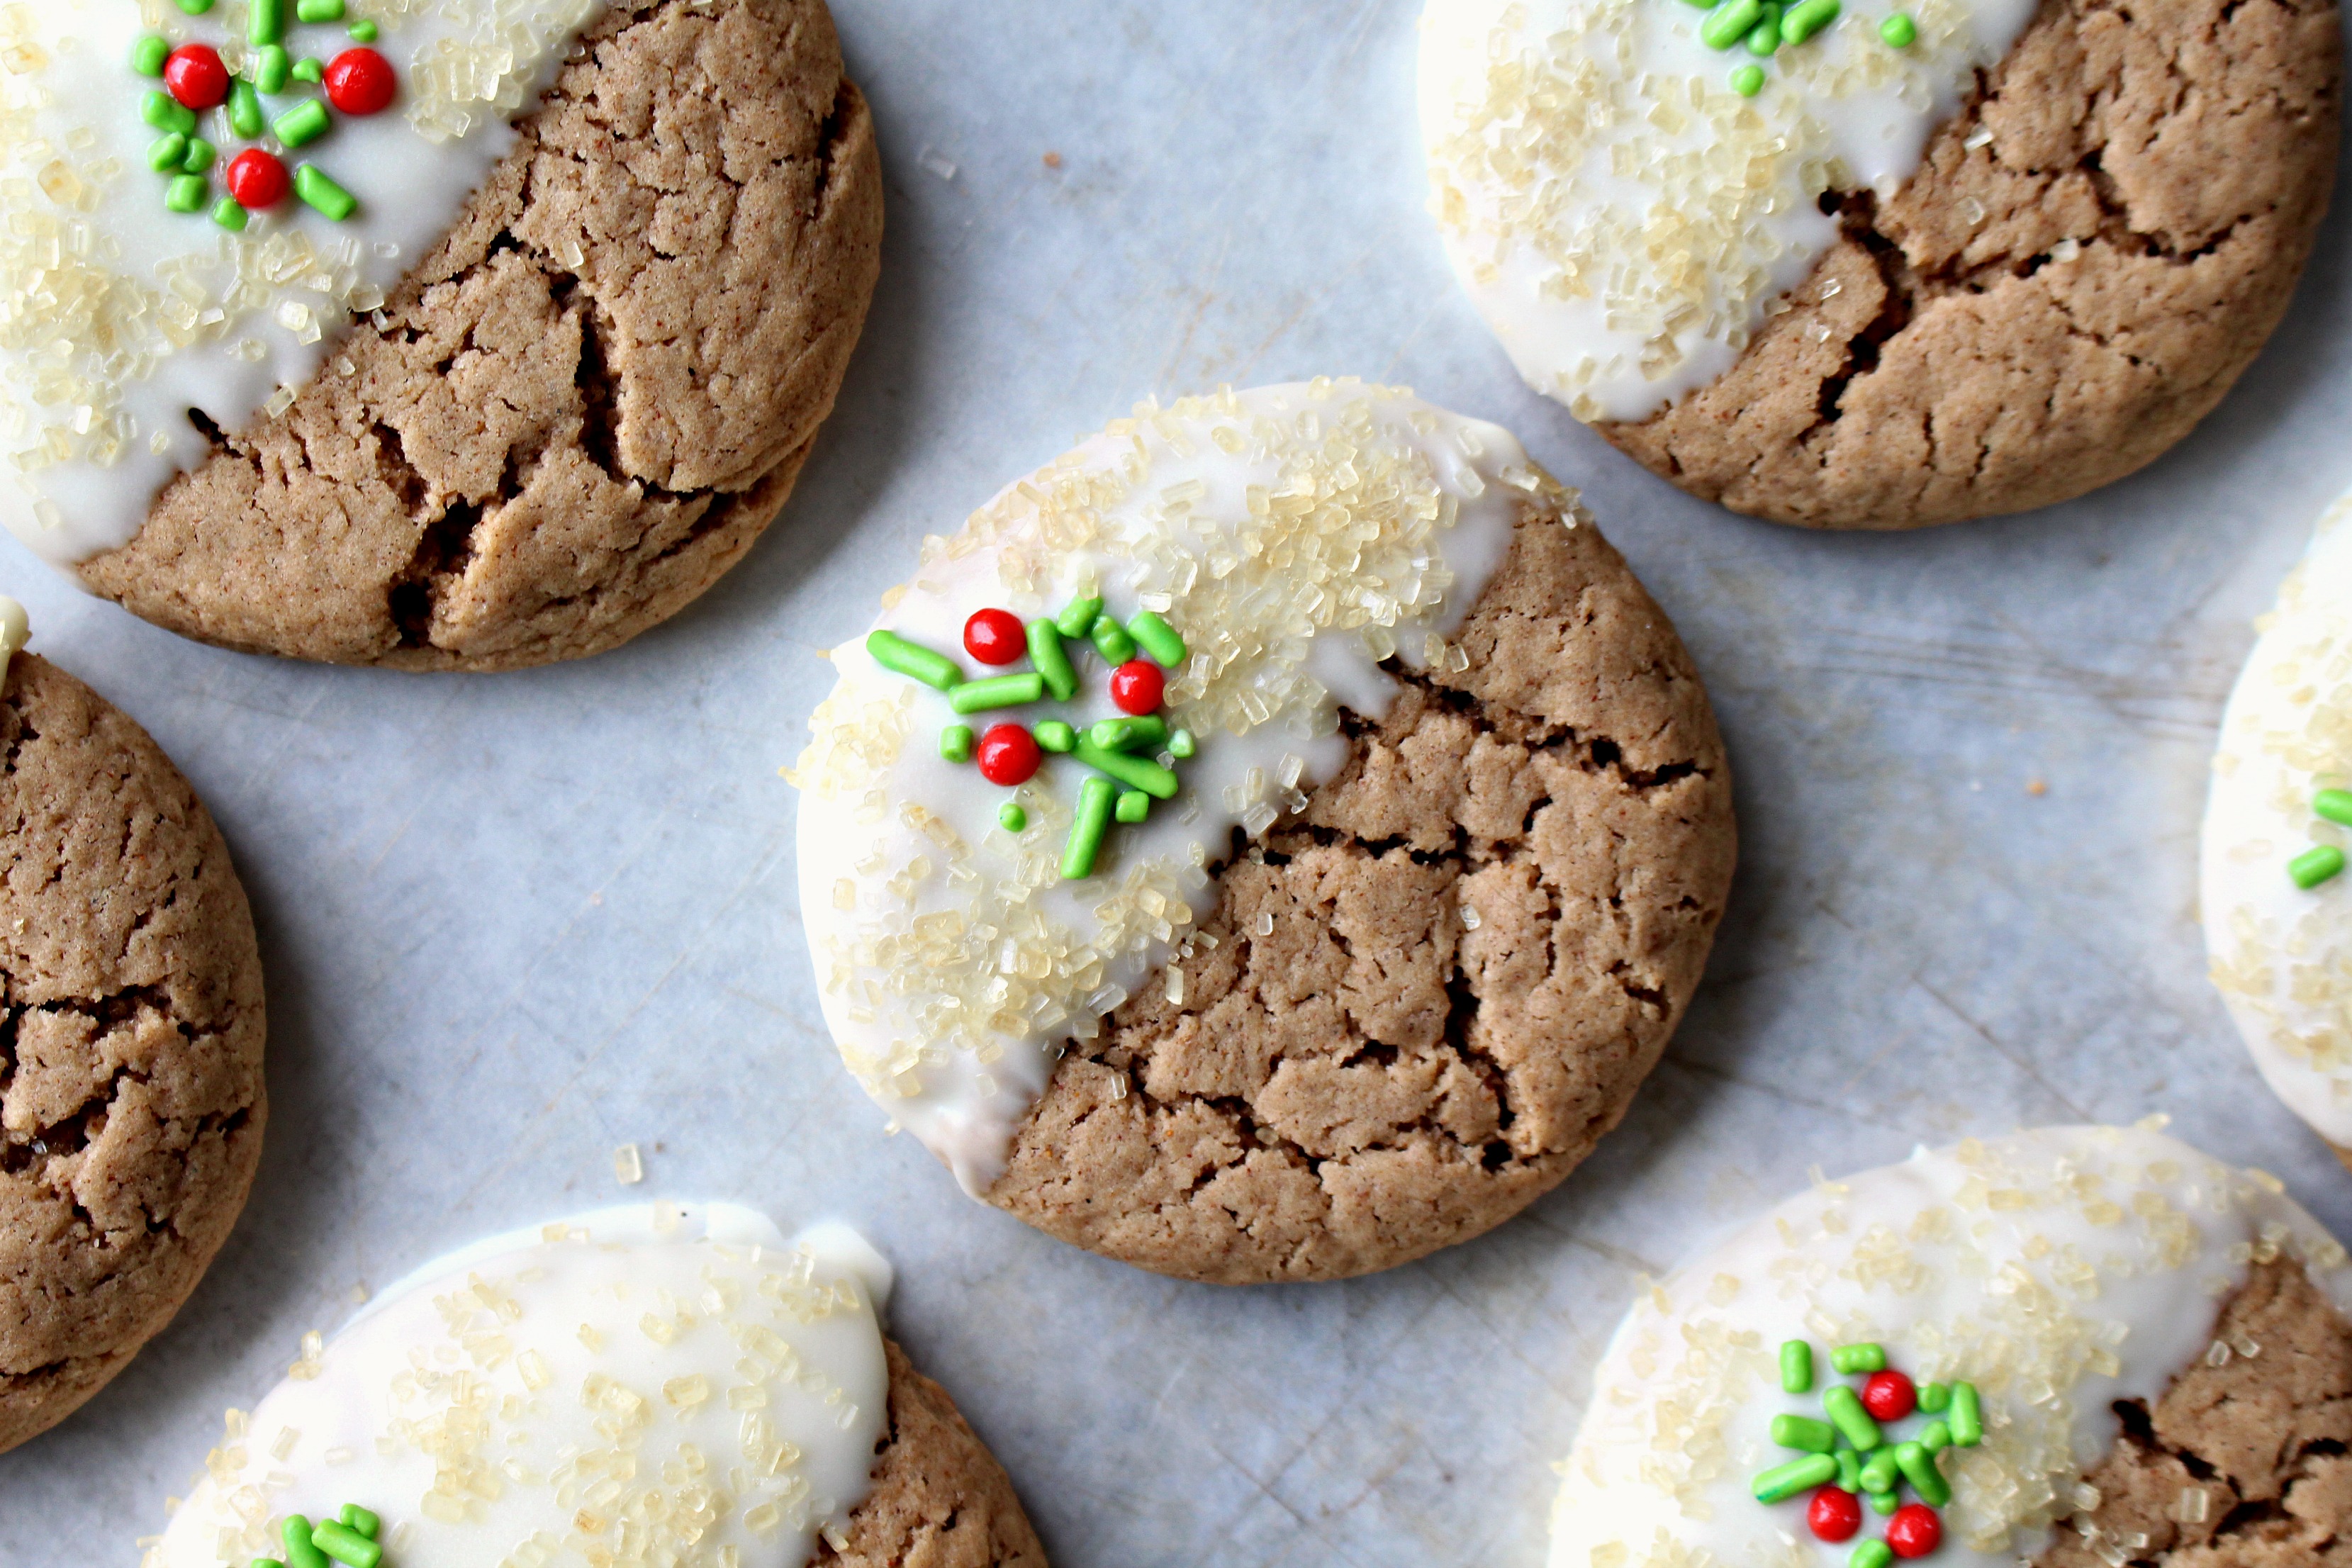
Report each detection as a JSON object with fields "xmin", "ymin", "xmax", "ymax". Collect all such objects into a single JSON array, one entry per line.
[
  {"xmin": 143, "ymin": 1202, "xmax": 1046, "ymax": 1568},
  {"xmin": 1, "ymin": 0, "xmax": 881, "ymax": 669},
  {"xmin": 2202, "ymin": 492, "xmax": 2352, "ymax": 1167},
  {"xmin": 1548, "ymin": 1123, "xmax": 2352, "ymax": 1568},
  {"xmin": 1421, "ymin": 0, "xmax": 2340, "ymax": 530},
  {"xmin": 792, "ymin": 381, "xmax": 1735, "ymax": 1284},
  {"xmin": 0, "ymin": 615, "xmax": 267, "ymax": 1454}
]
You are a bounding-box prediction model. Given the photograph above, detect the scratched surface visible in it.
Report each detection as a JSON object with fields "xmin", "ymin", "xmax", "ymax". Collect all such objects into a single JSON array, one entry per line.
[{"xmin": 9, "ymin": 1, "xmax": 2352, "ymax": 1562}]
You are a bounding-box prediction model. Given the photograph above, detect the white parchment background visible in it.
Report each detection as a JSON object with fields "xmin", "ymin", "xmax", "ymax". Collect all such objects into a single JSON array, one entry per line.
[{"xmin": 4, "ymin": 1, "xmax": 2351, "ymax": 1562}]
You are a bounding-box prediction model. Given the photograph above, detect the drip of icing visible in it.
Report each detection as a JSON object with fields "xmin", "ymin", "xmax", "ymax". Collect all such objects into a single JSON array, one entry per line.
[
  {"xmin": 1418, "ymin": 0, "xmax": 2037, "ymax": 424},
  {"xmin": 2203, "ymin": 495, "xmax": 2352, "ymax": 1145},
  {"xmin": 0, "ymin": 595, "xmax": 26, "ymax": 681},
  {"xmin": 0, "ymin": 0, "xmax": 603, "ymax": 567},
  {"xmin": 144, "ymin": 1202, "xmax": 892, "ymax": 1568},
  {"xmin": 791, "ymin": 380, "xmax": 1550, "ymax": 1194},
  {"xmin": 1548, "ymin": 1124, "xmax": 2352, "ymax": 1568}
]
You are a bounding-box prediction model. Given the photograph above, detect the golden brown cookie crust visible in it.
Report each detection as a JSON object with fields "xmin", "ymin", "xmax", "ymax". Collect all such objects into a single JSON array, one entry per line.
[
  {"xmin": 80, "ymin": 0, "xmax": 885, "ymax": 670},
  {"xmin": 985, "ymin": 496, "xmax": 1737, "ymax": 1284},
  {"xmin": 0, "ymin": 656, "xmax": 266, "ymax": 1454},
  {"xmin": 1602, "ymin": 0, "xmax": 2342, "ymax": 530},
  {"xmin": 824, "ymin": 1338, "xmax": 1048, "ymax": 1568},
  {"xmin": 2032, "ymin": 1257, "xmax": 2352, "ymax": 1567}
]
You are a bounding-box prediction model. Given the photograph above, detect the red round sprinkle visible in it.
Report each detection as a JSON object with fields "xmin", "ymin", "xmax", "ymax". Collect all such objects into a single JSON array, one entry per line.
[
  {"xmin": 325, "ymin": 47, "xmax": 399, "ymax": 116},
  {"xmin": 1861, "ymin": 1370, "xmax": 1917, "ymax": 1423},
  {"xmin": 963, "ymin": 608, "xmax": 1026, "ymax": 666},
  {"xmin": 975, "ymin": 724, "xmax": 1041, "ymax": 787},
  {"xmin": 225, "ymin": 149, "xmax": 291, "ymax": 211},
  {"xmin": 1109, "ymin": 659, "xmax": 1163, "ymax": 715},
  {"xmin": 164, "ymin": 44, "xmax": 230, "ymax": 111},
  {"xmin": 1806, "ymin": 1487, "xmax": 1862, "ymax": 1544},
  {"xmin": 1887, "ymin": 1504, "xmax": 1942, "ymax": 1559}
]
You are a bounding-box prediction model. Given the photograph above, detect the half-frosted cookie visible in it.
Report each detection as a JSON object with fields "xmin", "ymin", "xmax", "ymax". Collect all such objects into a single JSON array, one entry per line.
[
  {"xmin": 1420, "ymin": 0, "xmax": 2341, "ymax": 530},
  {"xmin": 1550, "ymin": 1123, "xmax": 2352, "ymax": 1568},
  {"xmin": 141, "ymin": 1202, "xmax": 1046, "ymax": 1568},
  {"xmin": 791, "ymin": 381, "xmax": 1736, "ymax": 1284},
  {"xmin": 3, "ymin": 0, "xmax": 881, "ymax": 669},
  {"xmin": 2203, "ymin": 494, "xmax": 2352, "ymax": 1167},
  {"xmin": 0, "ymin": 601, "xmax": 266, "ymax": 1453}
]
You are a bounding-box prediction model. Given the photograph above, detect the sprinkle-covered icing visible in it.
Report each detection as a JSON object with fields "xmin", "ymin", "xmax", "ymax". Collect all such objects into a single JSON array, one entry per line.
[
  {"xmin": 1549, "ymin": 1124, "xmax": 2352, "ymax": 1568},
  {"xmin": 2203, "ymin": 497, "xmax": 2352, "ymax": 1146},
  {"xmin": 1418, "ymin": 0, "xmax": 2037, "ymax": 423},
  {"xmin": 143, "ymin": 1202, "xmax": 892, "ymax": 1568},
  {"xmin": 0, "ymin": 0, "xmax": 603, "ymax": 567},
  {"xmin": 790, "ymin": 380, "xmax": 1552, "ymax": 1194}
]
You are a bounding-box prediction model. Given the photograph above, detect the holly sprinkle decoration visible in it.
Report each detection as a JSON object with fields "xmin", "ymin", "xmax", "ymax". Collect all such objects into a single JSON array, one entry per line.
[
  {"xmin": 865, "ymin": 595, "xmax": 1202, "ymax": 880},
  {"xmin": 128, "ymin": 0, "xmax": 395, "ymax": 228},
  {"xmin": 1753, "ymin": 1340, "xmax": 1981, "ymax": 1564}
]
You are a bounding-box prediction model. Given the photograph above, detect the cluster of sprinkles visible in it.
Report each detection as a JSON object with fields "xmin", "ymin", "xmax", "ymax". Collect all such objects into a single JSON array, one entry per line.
[
  {"xmin": 1677, "ymin": 0, "xmax": 1919, "ymax": 96},
  {"xmin": 865, "ymin": 595, "xmax": 1201, "ymax": 880},
  {"xmin": 2285, "ymin": 788, "xmax": 2352, "ymax": 889},
  {"xmin": 128, "ymin": 0, "xmax": 396, "ymax": 228},
  {"xmin": 252, "ymin": 1503, "xmax": 386, "ymax": 1568},
  {"xmin": 1754, "ymin": 1339, "xmax": 1981, "ymax": 1563}
]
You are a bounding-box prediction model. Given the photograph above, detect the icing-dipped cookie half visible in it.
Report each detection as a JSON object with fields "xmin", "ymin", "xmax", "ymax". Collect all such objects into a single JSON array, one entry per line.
[
  {"xmin": 1549, "ymin": 1124, "xmax": 2352, "ymax": 1568},
  {"xmin": 1421, "ymin": 0, "xmax": 2340, "ymax": 529},
  {"xmin": 142, "ymin": 1203, "xmax": 1046, "ymax": 1568},
  {"xmin": 2203, "ymin": 492, "xmax": 2352, "ymax": 1165},
  {"xmin": 793, "ymin": 381, "xmax": 1737, "ymax": 1284},
  {"xmin": 3, "ymin": 0, "xmax": 881, "ymax": 669}
]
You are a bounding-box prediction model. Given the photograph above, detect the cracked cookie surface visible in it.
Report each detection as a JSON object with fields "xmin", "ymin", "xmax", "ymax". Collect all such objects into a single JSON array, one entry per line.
[
  {"xmin": 986, "ymin": 503, "xmax": 1737, "ymax": 1283},
  {"xmin": 1603, "ymin": 0, "xmax": 2341, "ymax": 530},
  {"xmin": 824, "ymin": 1339, "xmax": 1050, "ymax": 1568},
  {"xmin": 80, "ymin": 0, "xmax": 885, "ymax": 669},
  {"xmin": 2035, "ymin": 1258, "xmax": 2352, "ymax": 1568},
  {"xmin": 0, "ymin": 656, "xmax": 266, "ymax": 1452}
]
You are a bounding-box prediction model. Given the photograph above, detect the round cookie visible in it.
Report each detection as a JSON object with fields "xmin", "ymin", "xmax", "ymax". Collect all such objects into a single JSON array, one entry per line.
[
  {"xmin": 144, "ymin": 1202, "xmax": 1046, "ymax": 1568},
  {"xmin": 1, "ymin": 0, "xmax": 882, "ymax": 670},
  {"xmin": 0, "ymin": 630, "xmax": 267, "ymax": 1453},
  {"xmin": 1550, "ymin": 1124, "xmax": 2352, "ymax": 1568},
  {"xmin": 1421, "ymin": 0, "xmax": 2341, "ymax": 530},
  {"xmin": 2202, "ymin": 493, "xmax": 2352, "ymax": 1165},
  {"xmin": 793, "ymin": 381, "xmax": 1736, "ymax": 1284}
]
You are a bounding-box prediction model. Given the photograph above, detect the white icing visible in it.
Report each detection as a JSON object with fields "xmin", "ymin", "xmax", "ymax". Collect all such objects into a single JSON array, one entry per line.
[
  {"xmin": 146, "ymin": 1202, "xmax": 892, "ymax": 1568},
  {"xmin": 1548, "ymin": 1125, "xmax": 2352, "ymax": 1568},
  {"xmin": 792, "ymin": 380, "xmax": 1550, "ymax": 1194},
  {"xmin": 1418, "ymin": 0, "xmax": 2037, "ymax": 422},
  {"xmin": 0, "ymin": 0, "xmax": 601, "ymax": 567},
  {"xmin": 2202, "ymin": 496, "xmax": 2352, "ymax": 1146}
]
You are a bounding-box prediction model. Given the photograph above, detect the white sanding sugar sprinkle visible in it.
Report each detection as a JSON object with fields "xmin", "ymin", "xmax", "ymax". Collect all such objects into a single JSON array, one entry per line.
[
  {"xmin": 1417, "ymin": 0, "xmax": 2037, "ymax": 424},
  {"xmin": 142, "ymin": 1202, "xmax": 892, "ymax": 1568},
  {"xmin": 793, "ymin": 380, "xmax": 1557, "ymax": 1194},
  {"xmin": 1549, "ymin": 1125, "xmax": 2352, "ymax": 1568},
  {"xmin": 0, "ymin": 0, "xmax": 601, "ymax": 569},
  {"xmin": 2203, "ymin": 491, "xmax": 2352, "ymax": 1143}
]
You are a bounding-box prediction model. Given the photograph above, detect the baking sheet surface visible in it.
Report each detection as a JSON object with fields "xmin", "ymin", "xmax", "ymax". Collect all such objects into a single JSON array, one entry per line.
[{"xmin": 8, "ymin": 3, "xmax": 2352, "ymax": 1562}]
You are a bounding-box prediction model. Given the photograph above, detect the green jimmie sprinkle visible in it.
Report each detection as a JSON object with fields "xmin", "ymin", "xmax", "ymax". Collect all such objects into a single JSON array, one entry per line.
[
  {"xmin": 1061, "ymin": 777, "xmax": 1116, "ymax": 879},
  {"xmin": 1054, "ymin": 594, "xmax": 1102, "ymax": 639},
  {"xmin": 1073, "ymin": 739, "xmax": 1178, "ymax": 800},
  {"xmin": 1126, "ymin": 610, "xmax": 1186, "ymax": 666},
  {"xmin": 1752, "ymin": 1453, "xmax": 1837, "ymax": 1503},
  {"xmin": 1090, "ymin": 613, "xmax": 1136, "ymax": 666},
  {"xmin": 1770, "ymin": 1413, "xmax": 1837, "ymax": 1453},
  {"xmin": 948, "ymin": 673, "xmax": 1043, "ymax": 715},
  {"xmin": 865, "ymin": 629, "xmax": 961, "ymax": 690},
  {"xmin": 1027, "ymin": 620, "xmax": 1077, "ymax": 700}
]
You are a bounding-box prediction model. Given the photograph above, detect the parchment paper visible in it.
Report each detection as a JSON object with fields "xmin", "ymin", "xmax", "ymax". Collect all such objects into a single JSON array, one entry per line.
[{"xmin": 5, "ymin": 2, "xmax": 2351, "ymax": 1563}]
